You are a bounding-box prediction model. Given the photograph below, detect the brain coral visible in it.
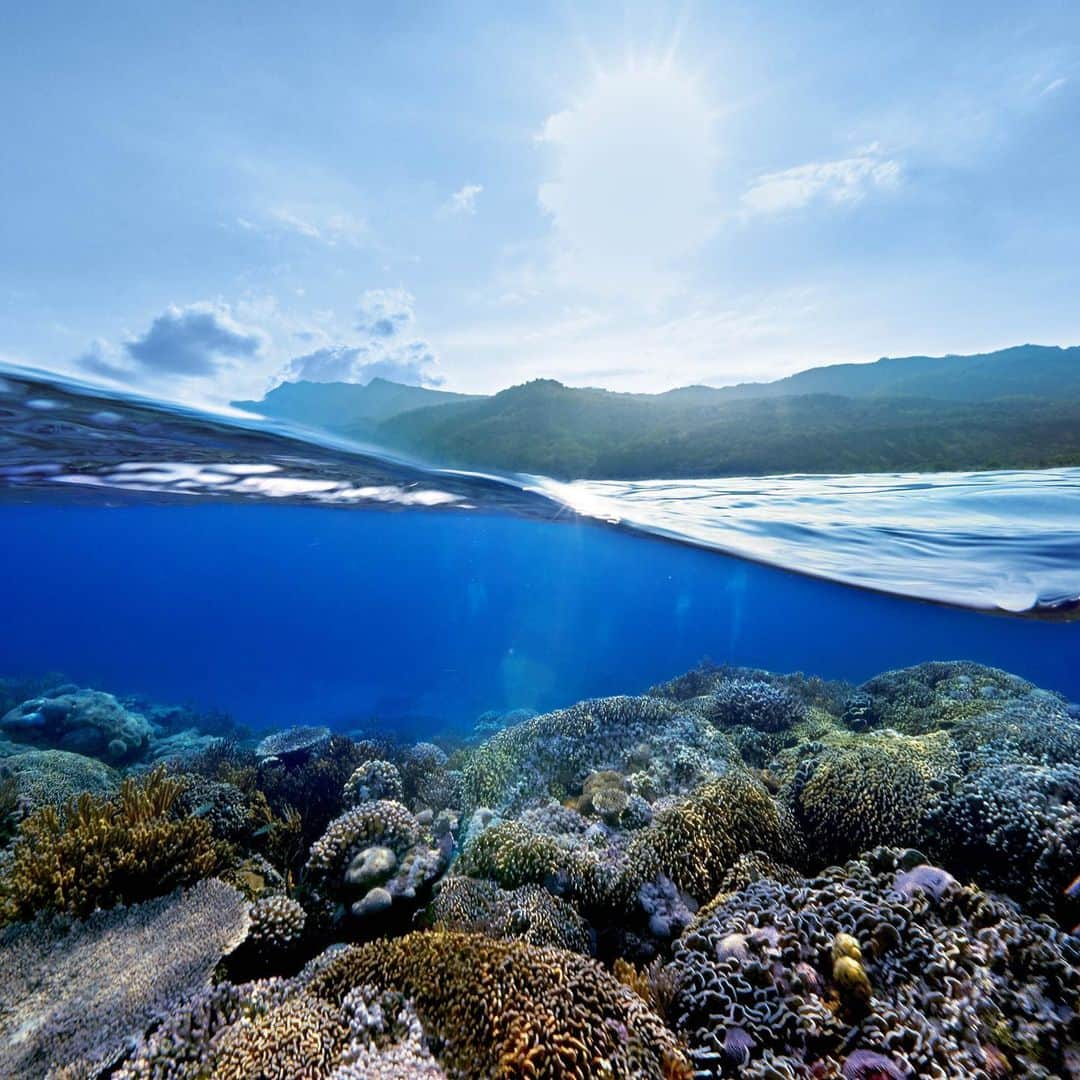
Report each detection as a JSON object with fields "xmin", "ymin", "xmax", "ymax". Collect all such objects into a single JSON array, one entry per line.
[
  {"xmin": 1, "ymin": 687, "xmax": 153, "ymax": 762},
  {"xmin": 0, "ymin": 878, "xmax": 249, "ymax": 1079},
  {"xmin": 303, "ymin": 929, "xmax": 693, "ymax": 1079},
  {"xmin": 664, "ymin": 847, "xmax": 1080, "ymax": 1079},
  {"xmin": 778, "ymin": 729, "xmax": 958, "ymax": 867},
  {"xmin": 428, "ymin": 876, "xmax": 592, "ymax": 953},
  {"xmin": 0, "ymin": 766, "xmax": 231, "ymax": 923}
]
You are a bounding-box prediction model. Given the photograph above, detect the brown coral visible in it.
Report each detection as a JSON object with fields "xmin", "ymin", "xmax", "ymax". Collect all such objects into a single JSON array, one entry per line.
[
  {"xmin": 0, "ymin": 766, "xmax": 230, "ymax": 923},
  {"xmin": 304, "ymin": 929, "xmax": 691, "ymax": 1079}
]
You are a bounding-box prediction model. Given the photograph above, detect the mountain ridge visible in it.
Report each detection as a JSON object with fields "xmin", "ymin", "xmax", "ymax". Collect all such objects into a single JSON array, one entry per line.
[{"xmin": 233, "ymin": 344, "xmax": 1080, "ymax": 479}]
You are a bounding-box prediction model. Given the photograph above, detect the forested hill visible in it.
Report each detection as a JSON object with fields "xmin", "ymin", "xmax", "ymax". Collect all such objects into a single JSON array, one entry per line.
[{"xmin": 237, "ymin": 345, "xmax": 1080, "ymax": 479}]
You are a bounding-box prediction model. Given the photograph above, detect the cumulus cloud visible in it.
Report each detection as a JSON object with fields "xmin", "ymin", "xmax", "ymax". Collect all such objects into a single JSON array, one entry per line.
[
  {"xmin": 75, "ymin": 303, "xmax": 266, "ymax": 385},
  {"xmin": 741, "ymin": 144, "xmax": 901, "ymax": 215},
  {"xmin": 284, "ymin": 342, "xmax": 442, "ymax": 386},
  {"xmin": 445, "ymin": 183, "xmax": 483, "ymax": 215},
  {"xmin": 281, "ymin": 289, "xmax": 441, "ymax": 387},
  {"xmin": 125, "ymin": 304, "xmax": 264, "ymax": 375}
]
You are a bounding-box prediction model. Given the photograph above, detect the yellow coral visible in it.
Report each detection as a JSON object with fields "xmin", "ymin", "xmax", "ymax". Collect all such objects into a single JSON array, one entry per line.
[{"xmin": 0, "ymin": 767, "xmax": 230, "ymax": 923}]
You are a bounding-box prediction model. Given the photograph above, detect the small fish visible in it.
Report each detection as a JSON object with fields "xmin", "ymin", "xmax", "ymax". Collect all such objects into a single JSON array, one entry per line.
[
  {"xmin": 1065, "ymin": 874, "xmax": 1080, "ymax": 899},
  {"xmin": 251, "ymin": 823, "xmax": 273, "ymax": 837},
  {"xmin": 190, "ymin": 802, "xmax": 215, "ymax": 818}
]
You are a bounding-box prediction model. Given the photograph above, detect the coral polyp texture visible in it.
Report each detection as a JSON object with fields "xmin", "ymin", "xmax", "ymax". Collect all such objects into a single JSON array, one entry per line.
[
  {"xmin": 1, "ymin": 658, "xmax": 1080, "ymax": 1077},
  {"xmin": 0, "ymin": 878, "xmax": 250, "ymax": 1079},
  {"xmin": 304, "ymin": 930, "xmax": 693, "ymax": 1079}
]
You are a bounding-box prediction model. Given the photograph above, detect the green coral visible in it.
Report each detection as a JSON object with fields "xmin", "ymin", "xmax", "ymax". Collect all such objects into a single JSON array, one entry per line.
[
  {"xmin": 457, "ymin": 820, "xmax": 564, "ymax": 889},
  {"xmin": 779, "ymin": 728, "xmax": 958, "ymax": 866},
  {"xmin": 625, "ymin": 768, "xmax": 805, "ymax": 901}
]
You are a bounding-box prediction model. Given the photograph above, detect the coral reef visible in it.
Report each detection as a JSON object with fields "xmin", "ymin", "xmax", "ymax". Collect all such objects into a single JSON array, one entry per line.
[
  {"xmin": 0, "ymin": 878, "xmax": 249, "ymax": 1079},
  {"xmin": 428, "ymin": 876, "xmax": 592, "ymax": 952},
  {"xmin": 665, "ymin": 847, "xmax": 1080, "ymax": 1078},
  {"xmin": 1, "ymin": 687, "xmax": 153, "ymax": 762},
  {"xmin": 305, "ymin": 930, "xmax": 693, "ymax": 1079},
  {"xmin": 0, "ymin": 767, "xmax": 231, "ymax": 922},
  {"xmin": 304, "ymin": 799, "xmax": 452, "ymax": 926},
  {"xmin": 2, "ymin": 659, "xmax": 1080, "ymax": 1078}
]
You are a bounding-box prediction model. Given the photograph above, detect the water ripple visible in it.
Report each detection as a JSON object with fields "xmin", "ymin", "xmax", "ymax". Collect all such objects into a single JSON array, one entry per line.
[{"xmin": 2, "ymin": 365, "xmax": 1079, "ymax": 617}]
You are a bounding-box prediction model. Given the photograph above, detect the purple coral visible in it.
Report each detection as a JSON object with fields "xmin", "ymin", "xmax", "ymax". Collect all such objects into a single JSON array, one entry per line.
[
  {"xmin": 893, "ymin": 864, "xmax": 958, "ymax": 902},
  {"xmin": 843, "ymin": 1049, "xmax": 910, "ymax": 1079}
]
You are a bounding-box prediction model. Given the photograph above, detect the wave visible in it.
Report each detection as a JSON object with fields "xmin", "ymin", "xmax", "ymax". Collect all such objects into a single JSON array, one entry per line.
[{"xmin": 2, "ymin": 365, "xmax": 1079, "ymax": 617}]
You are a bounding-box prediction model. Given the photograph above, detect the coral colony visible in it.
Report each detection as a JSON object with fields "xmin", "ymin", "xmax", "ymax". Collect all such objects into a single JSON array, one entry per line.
[{"xmin": 1, "ymin": 660, "xmax": 1079, "ymax": 1077}]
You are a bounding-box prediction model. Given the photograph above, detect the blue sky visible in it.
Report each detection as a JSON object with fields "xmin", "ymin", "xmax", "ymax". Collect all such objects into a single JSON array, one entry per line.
[{"xmin": 2, "ymin": 1, "xmax": 1078, "ymax": 404}]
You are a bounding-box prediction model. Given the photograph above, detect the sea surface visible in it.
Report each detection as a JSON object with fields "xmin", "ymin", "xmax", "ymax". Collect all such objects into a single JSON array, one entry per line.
[{"xmin": 2, "ymin": 364, "xmax": 1079, "ymax": 730}]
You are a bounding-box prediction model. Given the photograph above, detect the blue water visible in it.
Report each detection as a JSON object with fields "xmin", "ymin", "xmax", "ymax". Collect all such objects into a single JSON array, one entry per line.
[
  {"xmin": 4, "ymin": 501, "xmax": 1078, "ymax": 732},
  {"xmin": 2, "ymin": 364, "xmax": 1079, "ymax": 731}
]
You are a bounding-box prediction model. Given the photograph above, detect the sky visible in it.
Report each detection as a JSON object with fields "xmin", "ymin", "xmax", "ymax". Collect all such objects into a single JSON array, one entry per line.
[{"xmin": 2, "ymin": 1, "xmax": 1078, "ymax": 404}]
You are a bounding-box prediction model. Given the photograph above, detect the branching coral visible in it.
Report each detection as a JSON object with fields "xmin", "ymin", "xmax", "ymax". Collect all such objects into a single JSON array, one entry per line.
[
  {"xmin": 303, "ymin": 930, "xmax": 693, "ymax": 1079},
  {"xmin": 428, "ymin": 876, "xmax": 592, "ymax": 952},
  {"xmin": 0, "ymin": 766, "xmax": 231, "ymax": 923},
  {"xmin": 778, "ymin": 729, "xmax": 958, "ymax": 867},
  {"xmin": 304, "ymin": 799, "xmax": 451, "ymax": 925},
  {"xmin": 624, "ymin": 769, "xmax": 805, "ymax": 902}
]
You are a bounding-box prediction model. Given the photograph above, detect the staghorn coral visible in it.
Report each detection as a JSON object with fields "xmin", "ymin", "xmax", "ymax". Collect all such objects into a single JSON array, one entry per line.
[
  {"xmin": 0, "ymin": 878, "xmax": 249, "ymax": 1079},
  {"xmin": 778, "ymin": 728, "xmax": 958, "ymax": 867},
  {"xmin": 0, "ymin": 766, "xmax": 231, "ymax": 923},
  {"xmin": 428, "ymin": 876, "xmax": 591, "ymax": 952},
  {"xmin": 343, "ymin": 758, "xmax": 403, "ymax": 805},
  {"xmin": 303, "ymin": 929, "xmax": 693, "ymax": 1079},
  {"xmin": 330, "ymin": 988, "xmax": 448, "ymax": 1079},
  {"xmin": 1, "ymin": 687, "xmax": 153, "ymax": 763},
  {"xmin": 665, "ymin": 847, "xmax": 1080, "ymax": 1078}
]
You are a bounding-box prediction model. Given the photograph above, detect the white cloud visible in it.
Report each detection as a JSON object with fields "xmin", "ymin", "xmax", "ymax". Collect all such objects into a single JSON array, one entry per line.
[
  {"xmin": 1039, "ymin": 76, "xmax": 1068, "ymax": 96},
  {"xmin": 280, "ymin": 289, "xmax": 441, "ymax": 387},
  {"xmin": 741, "ymin": 144, "xmax": 902, "ymax": 215},
  {"xmin": 445, "ymin": 184, "xmax": 483, "ymax": 215},
  {"xmin": 536, "ymin": 60, "xmax": 720, "ymax": 297}
]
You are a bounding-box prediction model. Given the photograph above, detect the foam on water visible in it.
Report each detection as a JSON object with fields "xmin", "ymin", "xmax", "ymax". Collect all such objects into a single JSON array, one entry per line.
[{"xmin": 3, "ymin": 365, "xmax": 1079, "ymax": 617}]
